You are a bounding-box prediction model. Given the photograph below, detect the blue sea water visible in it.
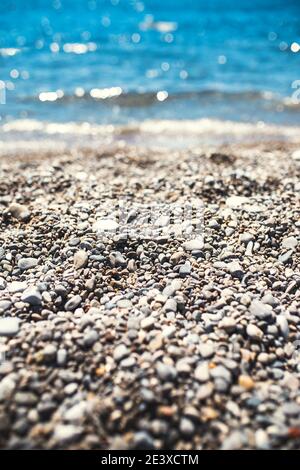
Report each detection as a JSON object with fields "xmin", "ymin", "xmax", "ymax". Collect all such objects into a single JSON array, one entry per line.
[{"xmin": 0, "ymin": 0, "xmax": 300, "ymax": 127}]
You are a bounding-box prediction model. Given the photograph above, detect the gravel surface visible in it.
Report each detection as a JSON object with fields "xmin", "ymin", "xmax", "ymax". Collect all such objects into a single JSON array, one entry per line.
[{"xmin": 0, "ymin": 141, "xmax": 299, "ymax": 449}]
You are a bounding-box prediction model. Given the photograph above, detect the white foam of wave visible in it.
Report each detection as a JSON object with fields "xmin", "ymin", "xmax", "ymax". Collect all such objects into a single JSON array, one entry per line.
[{"xmin": 1, "ymin": 118, "xmax": 300, "ymax": 153}]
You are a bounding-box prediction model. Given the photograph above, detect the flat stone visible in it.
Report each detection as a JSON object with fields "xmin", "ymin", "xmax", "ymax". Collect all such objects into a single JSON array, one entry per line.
[
  {"xmin": 7, "ymin": 281, "xmax": 27, "ymax": 293},
  {"xmin": 18, "ymin": 257, "xmax": 38, "ymax": 270},
  {"xmin": 0, "ymin": 317, "xmax": 19, "ymax": 336},
  {"xmin": 183, "ymin": 238, "xmax": 204, "ymax": 251}
]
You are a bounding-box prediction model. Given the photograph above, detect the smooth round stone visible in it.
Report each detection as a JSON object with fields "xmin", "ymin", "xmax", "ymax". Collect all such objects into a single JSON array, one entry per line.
[
  {"xmin": 0, "ymin": 317, "xmax": 19, "ymax": 336},
  {"xmin": 246, "ymin": 324, "xmax": 263, "ymax": 341},
  {"xmin": 0, "ymin": 300, "xmax": 12, "ymax": 312},
  {"xmin": 282, "ymin": 236, "xmax": 298, "ymax": 250},
  {"xmin": 83, "ymin": 330, "xmax": 99, "ymax": 347},
  {"xmin": 18, "ymin": 258, "xmax": 38, "ymax": 270},
  {"xmin": 199, "ymin": 343, "xmax": 214, "ymax": 358},
  {"xmin": 179, "ymin": 417, "xmax": 195, "ymax": 436},
  {"xmin": 65, "ymin": 295, "xmax": 82, "ymax": 311},
  {"xmin": 195, "ymin": 362, "xmax": 209, "ymax": 382},
  {"xmin": 7, "ymin": 281, "xmax": 27, "ymax": 293},
  {"xmin": 156, "ymin": 362, "xmax": 177, "ymax": 381}
]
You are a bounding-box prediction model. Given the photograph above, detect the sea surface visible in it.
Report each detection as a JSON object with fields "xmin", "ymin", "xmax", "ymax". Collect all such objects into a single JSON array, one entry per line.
[{"xmin": 0, "ymin": 0, "xmax": 300, "ymax": 148}]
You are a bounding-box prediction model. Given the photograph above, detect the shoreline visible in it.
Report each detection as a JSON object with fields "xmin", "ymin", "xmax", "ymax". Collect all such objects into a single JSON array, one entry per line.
[{"xmin": 0, "ymin": 137, "xmax": 299, "ymax": 449}]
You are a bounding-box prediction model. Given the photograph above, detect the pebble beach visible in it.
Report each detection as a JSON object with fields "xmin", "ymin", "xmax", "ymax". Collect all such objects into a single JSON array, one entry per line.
[{"xmin": 0, "ymin": 138, "xmax": 299, "ymax": 449}]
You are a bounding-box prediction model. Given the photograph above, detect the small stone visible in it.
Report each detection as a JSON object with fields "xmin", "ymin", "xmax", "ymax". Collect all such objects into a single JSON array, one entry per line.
[
  {"xmin": 246, "ymin": 324, "xmax": 263, "ymax": 341},
  {"xmin": 74, "ymin": 250, "xmax": 88, "ymax": 269},
  {"xmin": 278, "ymin": 250, "xmax": 293, "ymax": 264},
  {"xmin": 156, "ymin": 362, "xmax": 177, "ymax": 381},
  {"xmin": 210, "ymin": 365, "xmax": 231, "ymax": 383},
  {"xmin": 120, "ymin": 357, "xmax": 136, "ymax": 368},
  {"xmin": 53, "ymin": 424, "xmax": 83, "ymax": 443},
  {"xmin": 21, "ymin": 287, "xmax": 42, "ymax": 306},
  {"xmin": 7, "ymin": 281, "xmax": 27, "ymax": 293},
  {"xmin": 199, "ymin": 343, "xmax": 214, "ymax": 358},
  {"xmin": 226, "ymin": 196, "xmax": 248, "ymax": 209},
  {"xmin": 43, "ymin": 344, "xmax": 57, "ymax": 362},
  {"xmin": 57, "ymin": 349, "xmax": 67, "ymax": 366},
  {"xmin": 18, "ymin": 257, "xmax": 38, "ymax": 270},
  {"xmin": 141, "ymin": 316, "xmax": 156, "ymax": 330},
  {"xmin": 65, "ymin": 295, "xmax": 82, "ymax": 311},
  {"xmin": 117, "ymin": 298, "xmax": 132, "ymax": 309},
  {"xmin": 83, "ymin": 330, "xmax": 99, "ymax": 347},
  {"xmin": 0, "ymin": 376, "xmax": 16, "ymax": 401},
  {"xmin": 282, "ymin": 236, "xmax": 298, "ymax": 250},
  {"xmin": 164, "ymin": 299, "xmax": 177, "ymax": 312},
  {"xmin": 14, "ymin": 392, "xmax": 38, "ymax": 406},
  {"xmin": 197, "ymin": 383, "xmax": 214, "ymax": 400},
  {"xmin": 179, "ymin": 418, "xmax": 195, "ymax": 436},
  {"xmin": 64, "ymin": 402, "xmax": 87, "ymax": 422},
  {"xmin": 162, "ymin": 325, "xmax": 176, "ymax": 339},
  {"xmin": 222, "ymin": 431, "xmax": 245, "ymax": 450},
  {"xmin": 8, "ymin": 203, "xmax": 30, "ymax": 222},
  {"xmin": 0, "ymin": 317, "xmax": 19, "ymax": 336},
  {"xmin": 219, "ymin": 317, "xmax": 236, "ymax": 332},
  {"xmin": 133, "ymin": 431, "xmax": 154, "ymax": 449},
  {"xmin": 195, "ymin": 362, "xmax": 209, "ymax": 382},
  {"xmin": 255, "ymin": 429, "xmax": 270, "ymax": 450},
  {"xmin": 276, "ymin": 315, "xmax": 289, "ymax": 338},
  {"xmin": 227, "ymin": 261, "xmax": 244, "ymax": 279},
  {"xmin": 114, "ymin": 344, "xmax": 130, "ymax": 362},
  {"xmin": 238, "ymin": 375, "xmax": 255, "ymax": 390},
  {"xmin": 0, "ymin": 300, "xmax": 11, "ymax": 312},
  {"xmin": 249, "ymin": 300, "xmax": 273, "ymax": 319},
  {"xmin": 183, "ymin": 238, "xmax": 204, "ymax": 251},
  {"xmin": 179, "ymin": 262, "xmax": 191, "ymax": 276}
]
